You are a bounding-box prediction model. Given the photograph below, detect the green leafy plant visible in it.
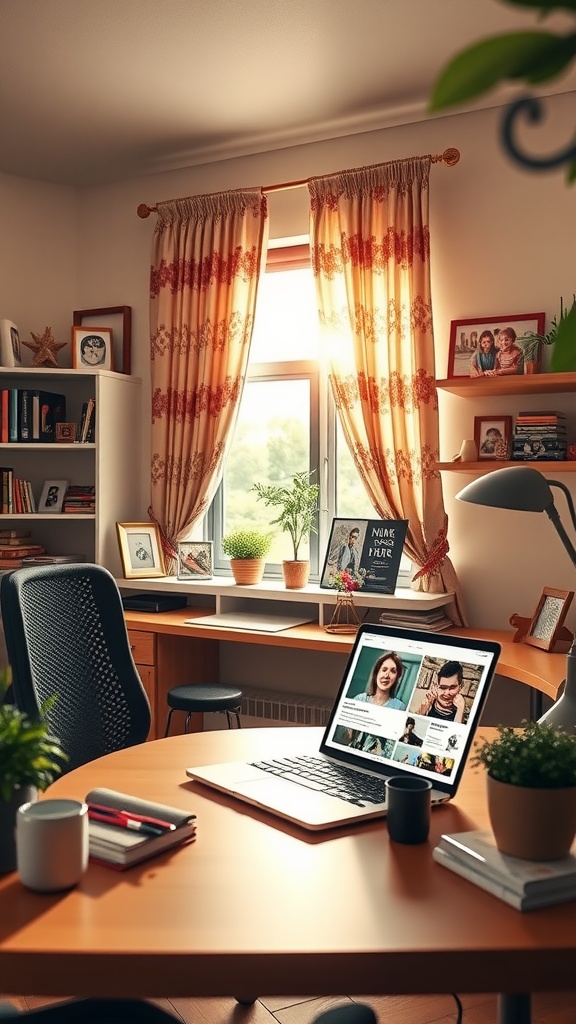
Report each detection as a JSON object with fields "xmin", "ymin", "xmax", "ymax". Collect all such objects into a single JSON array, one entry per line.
[
  {"xmin": 472, "ymin": 719, "xmax": 576, "ymax": 788},
  {"xmin": 252, "ymin": 471, "xmax": 319, "ymax": 561},
  {"xmin": 0, "ymin": 667, "xmax": 67, "ymax": 802},
  {"xmin": 518, "ymin": 295, "xmax": 576, "ymax": 368},
  {"xmin": 221, "ymin": 528, "xmax": 273, "ymax": 560}
]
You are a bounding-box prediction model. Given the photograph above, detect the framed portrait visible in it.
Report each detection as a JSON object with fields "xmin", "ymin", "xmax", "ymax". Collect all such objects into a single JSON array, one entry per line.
[
  {"xmin": 0, "ymin": 319, "xmax": 22, "ymax": 367},
  {"xmin": 177, "ymin": 541, "xmax": 213, "ymax": 580},
  {"xmin": 71, "ymin": 327, "xmax": 113, "ymax": 371},
  {"xmin": 474, "ymin": 415, "xmax": 512, "ymax": 461},
  {"xmin": 447, "ymin": 312, "xmax": 545, "ymax": 379},
  {"xmin": 38, "ymin": 479, "xmax": 68, "ymax": 514},
  {"xmin": 73, "ymin": 306, "xmax": 131, "ymax": 375},
  {"xmin": 116, "ymin": 522, "xmax": 166, "ymax": 579},
  {"xmin": 320, "ymin": 517, "xmax": 408, "ymax": 595},
  {"xmin": 523, "ymin": 587, "xmax": 574, "ymax": 652}
]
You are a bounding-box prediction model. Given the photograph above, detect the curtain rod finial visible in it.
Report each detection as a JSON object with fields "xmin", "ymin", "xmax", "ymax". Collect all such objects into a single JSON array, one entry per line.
[
  {"xmin": 137, "ymin": 204, "xmax": 152, "ymax": 219},
  {"xmin": 442, "ymin": 147, "xmax": 460, "ymax": 166}
]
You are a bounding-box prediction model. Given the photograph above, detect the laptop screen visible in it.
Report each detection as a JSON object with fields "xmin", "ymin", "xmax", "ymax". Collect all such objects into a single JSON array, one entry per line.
[{"xmin": 320, "ymin": 623, "xmax": 500, "ymax": 793}]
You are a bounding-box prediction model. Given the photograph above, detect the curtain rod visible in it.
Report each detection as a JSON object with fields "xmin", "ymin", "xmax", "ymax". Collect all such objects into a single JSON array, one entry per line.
[{"xmin": 136, "ymin": 147, "xmax": 460, "ymax": 218}]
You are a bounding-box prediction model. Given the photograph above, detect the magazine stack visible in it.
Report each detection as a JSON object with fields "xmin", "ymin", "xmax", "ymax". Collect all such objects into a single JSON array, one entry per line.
[{"xmin": 511, "ymin": 410, "xmax": 567, "ymax": 462}]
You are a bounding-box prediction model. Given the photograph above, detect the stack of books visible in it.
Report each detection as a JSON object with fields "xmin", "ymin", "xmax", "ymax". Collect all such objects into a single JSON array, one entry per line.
[
  {"xmin": 86, "ymin": 787, "xmax": 197, "ymax": 869},
  {"xmin": 511, "ymin": 410, "xmax": 568, "ymax": 461},
  {"xmin": 433, "ymin": 829, "xmax": 576, "ymax": 910},
  {"xmin": 0, "ymin": 529, "xmax": 45, "ymax": 568},
  {"xmin": 63, "ymin": 485, "xmax": 95, "ymax": 513},
  {"xmin": 379, "ymin": 607, "xmax": 454, "ymax": 632},
  {"xmin": 0, "ymin": 468, "xmax": 36, "ymax": 513}
]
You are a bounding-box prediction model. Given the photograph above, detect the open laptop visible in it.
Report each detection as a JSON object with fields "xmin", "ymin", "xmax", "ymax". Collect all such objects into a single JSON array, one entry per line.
[{"xmin": 186, "ymin": 623, "xmax": 501, "ymax": 830}]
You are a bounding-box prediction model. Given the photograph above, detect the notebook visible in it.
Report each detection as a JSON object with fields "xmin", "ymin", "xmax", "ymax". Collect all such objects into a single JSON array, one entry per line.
[{"xmin": 186, "ymin": 623, "xmax": 501, "ymax": 830}]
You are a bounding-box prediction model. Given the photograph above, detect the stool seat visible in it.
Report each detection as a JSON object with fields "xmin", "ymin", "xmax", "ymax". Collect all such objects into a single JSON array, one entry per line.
[{"xmin": 164, "ymin": 683, "xmax": 243, "ymax": 735}]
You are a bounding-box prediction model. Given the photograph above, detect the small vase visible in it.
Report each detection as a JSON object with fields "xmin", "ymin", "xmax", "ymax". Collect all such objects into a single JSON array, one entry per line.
[
  {"xmin": 487, "ymin": 774, "xmax": 576, "ymax": 860},
  {"xmin": 325, "ymin": 592, "xmax": 361, "ymax": 634},
  {"xmin": 230, "ymin": 558, "xmax": 265, "ymax": 585},
  {"xmin": 0, "ymin": 785, "xmax": 37, "ymax": 873},
  {"xmin": 282, "ymin": 560, "xmax": 310, "ymax": 589}
]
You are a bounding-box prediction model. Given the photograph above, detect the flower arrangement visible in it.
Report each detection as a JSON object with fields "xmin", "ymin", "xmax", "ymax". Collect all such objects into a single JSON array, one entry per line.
[
  {"xmin": 332, "ymin": 569, "xmax": 365, "ymax": 593},
  {"xmin": 472, "ymin": 720, "xmax": 576, "ymax": 789}
]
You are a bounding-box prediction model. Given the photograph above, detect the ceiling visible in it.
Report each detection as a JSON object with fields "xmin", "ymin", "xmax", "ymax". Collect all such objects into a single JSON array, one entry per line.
[{"xmin": 2, "ymin": 0, "xmax": 575, "ymax": 187}]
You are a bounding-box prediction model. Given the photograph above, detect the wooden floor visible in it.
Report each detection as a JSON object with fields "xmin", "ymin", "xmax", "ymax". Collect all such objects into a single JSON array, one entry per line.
[{"xmin": 2, "ymin": 991, "xmax": 575, "ymax": 1024}]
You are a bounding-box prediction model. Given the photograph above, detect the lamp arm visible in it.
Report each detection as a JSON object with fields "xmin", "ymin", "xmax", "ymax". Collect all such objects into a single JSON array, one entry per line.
[
  {"xmin": 548, "ymin": 480, "xmax": 576, "ymax": 532},
  {"xmin": 544, "ymin": 502, "xmax": 576, "ymax": 569}
]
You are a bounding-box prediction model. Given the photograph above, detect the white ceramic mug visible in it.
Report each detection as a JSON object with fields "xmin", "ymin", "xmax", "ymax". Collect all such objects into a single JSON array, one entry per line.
[{"xmin": 16, "ymin": 799, "xmax": 89, "ymax": 893}]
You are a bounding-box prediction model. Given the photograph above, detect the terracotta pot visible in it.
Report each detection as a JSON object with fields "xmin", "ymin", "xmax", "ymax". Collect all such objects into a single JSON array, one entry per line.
[
  {"xmin": 487, "ymin": 774, "xmax": 576, "ymax": 860},
  {"xmin": 0, "ymin": 785, "xmax": 37, "ymax": 873},
  {"xmin": 282, "ymin": 560, "xmax": 310, "ymax": 589},
  {"xmin": 230, "ymin": 558, "xmax": 265, "ymax": 585}
]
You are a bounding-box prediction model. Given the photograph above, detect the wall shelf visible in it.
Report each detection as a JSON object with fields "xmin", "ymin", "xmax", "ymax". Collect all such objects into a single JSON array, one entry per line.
[
  {"xmin": 435, "ymin": 371, "xmax": 576, "ymax": 399},
  {"xmin": 436, "ymin": 460, "xmax": 576, "ymax": 473}
]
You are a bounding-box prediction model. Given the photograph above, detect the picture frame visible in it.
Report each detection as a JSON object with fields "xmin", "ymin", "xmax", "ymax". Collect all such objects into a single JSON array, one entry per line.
[
  {"xmin": 447, "ymin": 312, "xmax": 545, "ymax": 379},
  {"xmin": 55, "ymin": 422, "xmax": 77, "ymax": 443},
  {"xmin": 474, "ymin": 415, "xmax": 513, "ymax": 461},
  {"xmin": 320, "ymin": 517, "xmax": 408, "ymax": 595},
  {"xmin": 523, "ymin": 587, "xmax": 574, "ymax": 652},
  {"xmin": 0, "ymin": 319, "xmax": 22, "ymax": 367},
  {"xmin": 177, "ymin": 541, "xmax": 214, "ymax": 580},
  {"xmin": 71, "ymin": 327, "xmax": 113, "ymax": 371},
  {"xmin": 116, "ymin": 522, "xmax": 166, "ymax": 579},
  {"xmin": 73, "ymin": 306, "xmax": 131, "ymax": 375},
  {"xmin": 38, "ymin": 479, "xmax": 68, "ymax": 514}
]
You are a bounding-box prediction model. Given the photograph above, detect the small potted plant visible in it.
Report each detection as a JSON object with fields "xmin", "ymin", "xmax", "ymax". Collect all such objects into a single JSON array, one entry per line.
[
  {"xmin": 252, "ymin": 471, "xmax": 319, "ymax": 589},
  {"xmin": 0, "ymin": 667, "xmax": 67, "ymax": 873},
  {"xmin": 221, "ymin": 528, "xmax": 274, "ymax": 585},
  {"xmin": 472, "ymin": 720, "xmax": 576, "ymax": 861},
  {"xmin": 518, "ymin": 295, "xmax": 576, "ymax": 373}
]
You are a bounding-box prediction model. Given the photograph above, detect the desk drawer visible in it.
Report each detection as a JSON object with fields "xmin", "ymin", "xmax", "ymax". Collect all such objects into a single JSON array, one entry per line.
[{"xmin": 128, "ymin": 630, "xmax": 155, "ymax": 666}]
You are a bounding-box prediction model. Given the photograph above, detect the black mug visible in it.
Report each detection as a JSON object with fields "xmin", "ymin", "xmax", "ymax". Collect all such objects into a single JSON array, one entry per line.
[{"xmin": 385, "ymin": 776, "xmax": 432, "ymax": 844}]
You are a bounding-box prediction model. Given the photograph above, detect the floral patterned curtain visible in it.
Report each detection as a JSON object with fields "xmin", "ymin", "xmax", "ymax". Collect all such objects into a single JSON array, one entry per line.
[
  {"xmin": 149, "ymin": 188, "xmax": 268, "ymax": 572},
  {"xmin": 308, "ymin": 158, "xmax": 466, "ymax": 625}
]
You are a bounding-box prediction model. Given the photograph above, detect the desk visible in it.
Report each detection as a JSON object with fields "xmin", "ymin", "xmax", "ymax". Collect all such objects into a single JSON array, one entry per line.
[
  {"xmin": 1, "ymin": 728, "xmax": 574, "ymax": 1024},
  {"xmin": 124, "ymin": 609, "xmax": 567, "ymax": 737}
]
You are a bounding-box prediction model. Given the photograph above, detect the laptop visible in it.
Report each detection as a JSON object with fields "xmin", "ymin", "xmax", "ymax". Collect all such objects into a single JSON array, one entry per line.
[{"xmin": 186, "ymin": 623, "xmax": 501, "ymax": 830}]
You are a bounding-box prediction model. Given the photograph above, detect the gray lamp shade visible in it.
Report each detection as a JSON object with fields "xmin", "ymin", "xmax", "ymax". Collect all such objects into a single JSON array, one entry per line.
[{"xmin": 456, "ymin": 466, "xmax": 554, "ymax": 513}]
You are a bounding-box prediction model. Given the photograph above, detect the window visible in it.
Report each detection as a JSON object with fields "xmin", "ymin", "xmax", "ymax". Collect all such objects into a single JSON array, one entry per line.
[{"xmin": 209, "ymin": 242, "xmax": 411, "ymax": 583}]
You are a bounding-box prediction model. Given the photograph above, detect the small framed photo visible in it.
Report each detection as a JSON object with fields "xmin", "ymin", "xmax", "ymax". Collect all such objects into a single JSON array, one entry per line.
[
  {"xmin": 474, "ymin": 415, "xmax": 513, "ymax": 460},
  {"xmin": 55, "ymin": 422, "xmax": 77, "ymax": 443},
  {"xmin": 71, "ymin": 327, "xmax": 113, "ymax": 371},
  {"xmin": 38, "ymin": 479, "xmax": 68, "ymax": 514},
  {"xmin": 523, "ymin": 587, "xmax": 574, "ymax": 652},
  {"xmin": 0, "ymin": 319, "xmax": 22, "ymax": 367},
  {"xmin": 73, "ymin": 306, "xmax": 131, "ymax": 375},
  {"xmin": 177, "ymin": 541, "xmax": 213, "ymax": 580},
  {"xmin": 116, "ymin": 522, "xmax": 166, "ymax": 579},
  {"xmin": 447, "ymin": 312, "xmax": 545, "ymax": 379}
]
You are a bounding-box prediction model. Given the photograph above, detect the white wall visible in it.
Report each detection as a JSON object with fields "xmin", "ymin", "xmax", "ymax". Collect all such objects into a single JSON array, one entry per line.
[{"xmin": 2, "ymin": 92, "xmax": 575, "ymax": 641}]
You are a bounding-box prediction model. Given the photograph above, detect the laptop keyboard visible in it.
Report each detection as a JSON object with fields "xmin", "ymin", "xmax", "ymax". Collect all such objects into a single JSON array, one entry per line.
[{"xmin": 249, "ymin": 755, "xmax": 387, "ymax": 806}]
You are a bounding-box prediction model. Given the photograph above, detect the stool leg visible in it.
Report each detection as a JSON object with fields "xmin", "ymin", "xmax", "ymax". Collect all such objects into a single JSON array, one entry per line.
[
  {"xmin": 184, "ymin": 712, "xmax": 193, "ymax": 734},
  {"xmin": 164, "ymin": 709, "xmax": 175, "ymax": 738},
  {"xmin": 225, "ymin": 707, "xmax": 242, "ymax": 729}
]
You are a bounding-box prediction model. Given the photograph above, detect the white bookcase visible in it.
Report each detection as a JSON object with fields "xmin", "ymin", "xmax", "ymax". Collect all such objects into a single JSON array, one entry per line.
[{"xmin": 0, "ymin": 368, "xmax": 141, "ymax": 577}]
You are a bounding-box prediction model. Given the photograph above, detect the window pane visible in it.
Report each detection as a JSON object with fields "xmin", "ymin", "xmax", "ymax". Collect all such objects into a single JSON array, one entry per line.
[
  {"xmin": 250, "ymin": 268, "xmax": 320, "ymax": 363},
  {"xmin": 224, "ymin": 378, "xmax": 311, "ymax": 563}
]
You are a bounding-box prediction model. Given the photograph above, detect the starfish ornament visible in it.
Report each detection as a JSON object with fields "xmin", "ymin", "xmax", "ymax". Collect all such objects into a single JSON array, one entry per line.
[{"xmin": 23, "ymin": 327, "xmax": 67, "ymax": 367}]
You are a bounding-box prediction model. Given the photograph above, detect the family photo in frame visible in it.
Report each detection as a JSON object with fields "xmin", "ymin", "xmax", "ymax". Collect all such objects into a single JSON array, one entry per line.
[
  {"xmin": 447, "ymin": 312, "xmax": 545, "ymax": 379},
  {"xmin": 474, "ymin": 415, "xmax": 512, "ymax": 461}
]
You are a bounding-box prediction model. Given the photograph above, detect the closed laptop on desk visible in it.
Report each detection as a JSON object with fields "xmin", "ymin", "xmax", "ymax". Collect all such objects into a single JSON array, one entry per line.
[{"xmin": 187, "ymin": 623, "xmax": 501, "ymax": 830}]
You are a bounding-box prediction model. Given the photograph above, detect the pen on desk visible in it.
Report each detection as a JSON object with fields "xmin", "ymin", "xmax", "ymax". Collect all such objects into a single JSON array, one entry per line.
[{"xmin": 87, "ymin": 803, "xmax": 176, "ymax": 835}]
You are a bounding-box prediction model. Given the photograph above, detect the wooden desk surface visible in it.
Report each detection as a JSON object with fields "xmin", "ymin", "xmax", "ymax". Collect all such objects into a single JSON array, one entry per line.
[
  {"xmin": 125, "ymin": 609, "xmax": 567, "ymax": 700},
  {"xmin": 1, "ymin": 727, "xmax": 575, "ymax": 1002}
]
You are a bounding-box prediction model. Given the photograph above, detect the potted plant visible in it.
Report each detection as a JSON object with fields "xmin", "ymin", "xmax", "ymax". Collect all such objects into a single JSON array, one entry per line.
[
  {"xmin": 252, "ymin": 471, "xmax": 319, "ymax": 589},
  {"xmin": 472, "ymin": 720, "xmax": 576, "ymax": 861},
  {"xmin": 221, "ymin": 528, "xmax": 274, "ymax": 585},
  {"xmin": 517, "ymin": 296, "xmax": 576, "ymax": 373},
  {"xmin": 0, "ymin": 667, "xmax": 67, "ymax": 873}
]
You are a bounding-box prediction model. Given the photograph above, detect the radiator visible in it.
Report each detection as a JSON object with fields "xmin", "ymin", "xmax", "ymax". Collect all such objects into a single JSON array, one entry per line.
[{"xmin": 240, "ymin": 686, "xmax": 333, "ymax": 726}]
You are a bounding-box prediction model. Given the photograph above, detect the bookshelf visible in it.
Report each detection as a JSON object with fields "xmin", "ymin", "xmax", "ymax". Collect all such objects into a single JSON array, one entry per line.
[{"xmin": 0, "ymin": 368, "xmax": 141, "ymax": 576}]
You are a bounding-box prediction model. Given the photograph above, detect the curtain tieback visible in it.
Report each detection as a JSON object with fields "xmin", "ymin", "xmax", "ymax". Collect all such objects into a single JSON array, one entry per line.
[
  {"xmin": 412, "ymin": 525, "xmax": 449, "ymax": 582},
  {"xmin": 147, "ymin": 506, "xmax": 177, "ymax": 562}
]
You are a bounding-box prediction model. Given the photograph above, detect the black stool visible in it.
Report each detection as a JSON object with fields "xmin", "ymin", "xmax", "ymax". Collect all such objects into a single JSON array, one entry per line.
[{"xmin": 164, "ymin": 684, "xmax": 243, "ymax": 736}]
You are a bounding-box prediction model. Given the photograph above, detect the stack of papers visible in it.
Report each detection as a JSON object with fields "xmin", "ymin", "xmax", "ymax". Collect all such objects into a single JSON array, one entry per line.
[
  {"xmin": 379, "ymin": 607, "xmax": 454, "ymax": 632},
  {"xmin": 433, "ymin": 829, "xmax": 576, "ymax": 910},
  {"xmin": 86, "ymin": 787, "xmax": 197, "ymax": 869}
]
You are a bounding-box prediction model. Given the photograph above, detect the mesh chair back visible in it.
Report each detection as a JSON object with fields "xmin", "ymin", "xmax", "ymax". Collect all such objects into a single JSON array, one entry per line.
[{"xmin": 0, "ymin": 563, "xmax": 151, "ymax": 773}]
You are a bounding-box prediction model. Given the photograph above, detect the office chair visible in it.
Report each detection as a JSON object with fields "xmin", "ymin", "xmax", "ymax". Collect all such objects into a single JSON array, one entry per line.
[
  {"xmin": 0, "ymin": 999, "xmax": 180, "ymax": 1022},
  {"xmin": 164, "ymin": 682, "xmax": 243, "ymax": 735},
  {"xmin": 0, "ymin": 563, "xmax": 151, "ymax": 773}
]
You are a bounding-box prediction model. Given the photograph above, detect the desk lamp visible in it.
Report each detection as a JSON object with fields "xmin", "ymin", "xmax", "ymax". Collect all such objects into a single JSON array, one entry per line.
[{"xmin": 456, "ymin": 466, "xmax": 576, "ymax": 731}]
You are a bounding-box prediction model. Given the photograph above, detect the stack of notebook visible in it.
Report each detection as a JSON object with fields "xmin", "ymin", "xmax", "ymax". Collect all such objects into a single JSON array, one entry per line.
[{"xmin": 86, "ymin": 787, "xmax": 197, "ymax": 869}]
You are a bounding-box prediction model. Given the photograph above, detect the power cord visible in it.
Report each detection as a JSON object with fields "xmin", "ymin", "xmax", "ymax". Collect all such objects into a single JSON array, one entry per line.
[{"xmin": 451, "ymin": 993, "xmax": 463, "ymax": 1024}]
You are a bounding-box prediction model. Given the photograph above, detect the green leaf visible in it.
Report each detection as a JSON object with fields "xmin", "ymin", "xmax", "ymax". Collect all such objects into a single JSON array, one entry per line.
[
  {"xmin": 504, "ymin": 0, "xmax": 576, "ymax": 11},
  {"xmin": 551, "ymin": 301, "xmax": 576, "ymax": 370},
  {"xmin": 429, "ymin": 31, "xmax": 575, "ymax": 110}
]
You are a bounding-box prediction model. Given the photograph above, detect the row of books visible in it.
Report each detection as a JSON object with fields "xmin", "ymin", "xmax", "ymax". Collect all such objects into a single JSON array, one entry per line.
[
  {"xmin": 511, "ymin": 409, "xmax": 568, "ymax": 462},
  {"xmin": 434, "ymin": 828, "xmax": 576, "ymax": 911},
  {"xmin": 79, "ymin": 399, "xmax": 96, "ymax": 443},
  {"xmin": 0, "ymin": 389, "xmax": 66, "ymax": 443},
  {"xmin": 0, "ymin": 470, "xmax": 95, "ymax": 514}
]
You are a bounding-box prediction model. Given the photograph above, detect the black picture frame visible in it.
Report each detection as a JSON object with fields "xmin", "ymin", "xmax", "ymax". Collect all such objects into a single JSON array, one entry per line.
[{"xmin": 320, "ymin": 517, "xmax": 408, "ymax": 595}]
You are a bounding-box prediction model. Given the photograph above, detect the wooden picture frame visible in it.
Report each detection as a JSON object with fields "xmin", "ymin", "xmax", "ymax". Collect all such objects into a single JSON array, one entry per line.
[
  {"xmin": 73, "ymin": 306, "xmax": 131, "ymax": 375},
  {"xmin": 447, "ymin": 312, "xmax": 545, "ymax": 379},
  {"xmin": 177, "ymin": 541, "xmax": 213, "ymax": 580},
  {"xmin": 523, "ymin": 587, "xmax": 574, "ymax": 652},
  {"xmin": 55, "ymin": 422, "xmax": 77, "ymax": 443},
  {"xmin": 72, "ymin": 327, "xmax": 113, "ymax": 371},
  {"xmin": 116, "ymin": 522, "xmax": 166, "ymax": 579},
  {"xmin": 38, "ymin": 479, "xmax": 68, "ymax": 514},
  {"xmin": 474, "ymin": 415, "xmax": 513, "ymax": 460}
]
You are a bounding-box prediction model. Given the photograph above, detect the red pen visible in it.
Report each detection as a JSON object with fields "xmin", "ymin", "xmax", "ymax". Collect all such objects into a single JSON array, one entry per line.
[{"xmin": 87, "ymin": 803, "xmax": 176, "ymax": 835}]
